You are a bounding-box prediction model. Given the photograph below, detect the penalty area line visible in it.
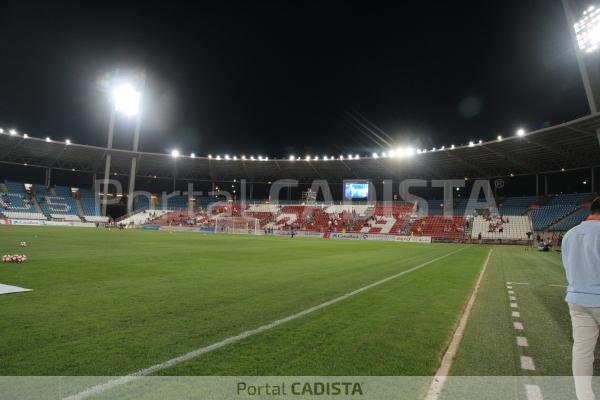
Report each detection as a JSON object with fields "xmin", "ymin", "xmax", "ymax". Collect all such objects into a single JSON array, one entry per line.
[
  {"xmin": 64, "ymin": 246, "xmax": 470, "ymax": 400},
  {"xmin": 424, "ymin": 248, "xmax": 492, "ymax": 400}
]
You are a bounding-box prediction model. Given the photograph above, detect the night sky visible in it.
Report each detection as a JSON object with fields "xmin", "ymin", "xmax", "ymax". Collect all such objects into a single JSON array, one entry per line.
[{"xmin": 0, "ymin": 0, "xmax": 592, "ymax": 159}]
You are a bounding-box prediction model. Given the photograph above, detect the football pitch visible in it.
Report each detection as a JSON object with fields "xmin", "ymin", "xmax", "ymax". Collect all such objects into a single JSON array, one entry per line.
[{"xmin": 0, "ymin": 226, "xmax": 586, "ymax": 398}]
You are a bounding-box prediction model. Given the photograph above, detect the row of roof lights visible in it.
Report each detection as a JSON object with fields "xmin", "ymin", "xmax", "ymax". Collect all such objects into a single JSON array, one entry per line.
[{"xmin": 2, "ymin": 126, "xmax": 529, "ymax": 160}]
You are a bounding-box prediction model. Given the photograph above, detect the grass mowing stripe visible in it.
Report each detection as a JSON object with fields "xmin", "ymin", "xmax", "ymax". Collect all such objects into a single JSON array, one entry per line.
[
  {"xmin": 65, "ymin": 246, "xmax": 469, "ymax": 400},
  {"xmin": 425, "ymin": 248, "xmax": 492, "ymax": 400}
]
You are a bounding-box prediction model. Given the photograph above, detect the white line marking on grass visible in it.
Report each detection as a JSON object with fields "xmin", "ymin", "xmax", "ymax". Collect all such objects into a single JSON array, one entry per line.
[
  {"xmin": 524, "ymin": 384, "xmax": 544, "ymax": 400},
  {"xmin": 511, "ymin": 282, "xmax": 530, "ymax": 285},
  {"xmin": 506, "ymin": 285, "xmax": 513, "ymax": 289},
  {"xmin": 512, "ymin": 311, "xmax": 520, "ymax": 318},
  {"xmin": 549, "ymin": 284, "xmax": 567, "ymax": 288},
  {"xmin": 517, "ymin": 336, "xmax": 529, "ymax": 347},
  {"xmin": 511, "ymin": 302, "xmax": 519, "ymax": 308},
  {"xmin": 510, "ymin": 296, "xmax": 517, "ymax": 301},
  {"xmin": 424, "ymin": 248, "xmax": 492, "ymax": 400},
  {"xmin": 65, "ymin": 247, "xmax": 470, "ymax": 400},
  {"xmin": 514, "ymin": 321, "xmax": 524, "ymax": 330},
  {"xmin": 508, "ymin": 290, "xmax": 515, "ymax": 294},
  {"xmin": 521, "ymin": 356, "xmax": 536, "ymax": 370}
]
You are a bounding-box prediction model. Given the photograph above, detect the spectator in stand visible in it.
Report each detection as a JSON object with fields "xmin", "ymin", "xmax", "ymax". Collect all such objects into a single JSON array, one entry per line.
[{"xmin": 562, "ymin": 197, "xmax": 600, "ymax": 400}]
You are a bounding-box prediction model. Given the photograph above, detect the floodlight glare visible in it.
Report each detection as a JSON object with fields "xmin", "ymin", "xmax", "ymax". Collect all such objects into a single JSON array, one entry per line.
[
  {"xmin": 450, "ymin": 144, "xmax": 455, "ymax": 149},
  {"xmin": 46, "ymin": 137, "xmax": 51, "ymax": 142},
  {"xmin": 65, "ymin": 139, "xmax": 71, "ymax": 145},
  {"xmin": 347, "ymin": 154, "xmax": 353, "ymax": 160},
  {"xmin": 0, "ymin": 128, "xmax": 4, "ymax": 133},
  {"xmin": 497, "ymin": 135, "xmax": 503, "ymax": 141},
  {"xmin": 171, "ymin": 149, "xmax": 180, "ymax": 158},
  {"xmin": 468, "ymin": 141, "xmax": 475, "ymax": 147},
  {"xmin": 112, "ymin": 83, "xmax": 141, "ymax": 116},
  {"xmin": 190, "ymin": 153, "xmax": 195, "ymax": 158},
  {"xmin": 405, "ymin": 147, "xmax": 415, "ymax": 157},
  {"xmin": 516, "ymin": 128, "xmax": 526, "ymax": 137},
  {"xmin": 23, "ymin": 133, "xmax": 28, "ymax": 138},
  {"xmin": 354, "ymin": 154, "xmax": 359, "ymax": 159},
  {"xmin": 9, "ymin": 129, "xmax": 17, "ymax": 136},
  {"xmin": 289, "ymin": 155, "xmax": 295, "ymax": 161},
  {"xmin": 233, "ymin": 156, "xmax": 238, "ymax": 160},
  {"xmin": 574, "ymin": 6, "xmax": 600, "ymax": 53},
  {"xmin": 372, "ymin": 152, "xmax": 378, "ymax": 158}
]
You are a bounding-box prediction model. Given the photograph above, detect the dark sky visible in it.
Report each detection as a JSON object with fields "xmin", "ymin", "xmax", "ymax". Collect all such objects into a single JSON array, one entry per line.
[{"xmin": 0, "ymin": 0, "xmax": 591, "ymax": 159}]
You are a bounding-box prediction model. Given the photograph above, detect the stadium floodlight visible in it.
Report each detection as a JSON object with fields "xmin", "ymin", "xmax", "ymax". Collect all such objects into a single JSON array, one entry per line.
[
  {"xmin": 0, "ymin": 128, "xmax": 4, "ymax": 133},
  {"xmin": 233, "ymin": 155, "xmax": 238, "ymax": 160},
  {"xmin": 497, "ymin": 135, "xmax": 503, "ymax": 141},
  {"xmin": 354, "ymin": 154, "xmax": 360, "ymax": 159},
  {"xmin": 574, "ymin": 5, "xmax": 600, "ymax": 53},
  {"xmin": 406, "ymin": 147, "xmax": 415, "ymax": 157},
  {"xmin": 224, "ymin": 154, "xmax": 230, "ymax": 160},
  {"xmin": 468, "ymin": 141, "xmax": 474, "ymax": 147},
  {"xmin": 584, "ymin": 180, "xmax": 588, "ymax": 184},
  {"xmin": 46, "ymin": 137, "xmax": 51, "ymax": 142},
  {"xmin": 112, "ymin": 83, "xmax": 141, "ymax": 117},
  {"xmin": 289, "ymin": 155, "xmax": 295, "ymax": 161},
  {"xmin": 323, "ymin": 156, "xmax": 329, "ymax": 160},
  {"xmin": 216, "ymin": 155, "xmax": 222, "ymax": 160},
  {"xmin": 241, "ymin": 155, "xmax": 246, "ymax": 160},
  {"xmin": 190, "ymin": 153, "xmax": 195, "ymax": 158},
  {"xmin": 372, "ymin": 152, "xmax": 378, "ymax": 158},
  {"xmin": 305, "ymin": 155, "xmax": 311, "ymax": 161},
  {"xmin": 65, "ymin": 139, "xmax": 71, "ymax": 145},
  {"xmin": 250, "ymin": 156, "xmax": 255, "ymax": 160},
  {"xmin": 9, "ymin": 129, "xmax": 17, "ymax": 136},
  {"xmin": 264, "ymin": 156, "xmax": 269, "ymax": 161},
  {"xmin": 314, "ymin": 156, "xmax": 319, "ymax": 160},
  {"xmin": 450, "ymin": 144, "xmax": 455, "ymax": 149},
  {"xmin": 516, "ymin": 128, "xmax": 526, "ymax": 137},
  {"xmin": 346, "ymin": 154, "xmax": 352, "ymax": 160},
  {"xmin": 381, "ymin": 152, "xmax": 387, "ymax": 157},
  {"xmin": 23, "ymin": 133, "xmax": 28, "ymax": 138},
  {"xmin": 171, "ymin": 149, "xmax": 180, "ymax": 158},
  {"xmin": 208, "ymin": 154, "xmax": 212, "ymax": 159},
  {"xmin": 478, "ymin": 140, "xmax": 483, "ymax": 144}
]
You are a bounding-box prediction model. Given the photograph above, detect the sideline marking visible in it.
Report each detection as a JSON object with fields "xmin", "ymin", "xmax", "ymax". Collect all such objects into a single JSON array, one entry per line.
[
  {"xmin": 65, "ymin": 247, "xmax": 470, "ymax": 400},
  {"xmin": 511, "ymin": 282, "xmax": 530, "ymax": 285},
  {"xmin": 514, "ymin": 322, "xmax": 524, "ymax": 330},
  {"xmin": 506, "ymin": 285, "xmax": 513, "ymax": 289},
  {"xmin": 516, "ymin": 336, "xmax": 529, "ymax": 347},
  {"xmin": 511, "ymin": 302, "xmax": 519, "ymax": 308},
  {"xmin": 524, "ymin": 384, "xmax": 544, "ymax": 400},
  {"xmin": 424, "ymin": 248, "xmax": 492, "ymax": 400},
  {"xmin": 508, "ymin": 290, "xmax": 515, "ymax": 294},
  {"xmin": 521, "ymin": 356, "xmax": 536, "ymax": 370},
  {"xmin": 512, "ymin": 311, "xmax": 520, "ymax": 318},
  {"xmin": 549, "ymin": 284, "xmax": 567, "ymax": 288},
  {"xmin": 509, "ymin": 296, "xmax": 517, "ymax": 301}
]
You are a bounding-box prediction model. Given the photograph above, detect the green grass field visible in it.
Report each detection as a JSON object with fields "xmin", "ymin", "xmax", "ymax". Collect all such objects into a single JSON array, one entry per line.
[{"xmin": 0, "ymin": 226, "xmax": 587, "ymax": 398}]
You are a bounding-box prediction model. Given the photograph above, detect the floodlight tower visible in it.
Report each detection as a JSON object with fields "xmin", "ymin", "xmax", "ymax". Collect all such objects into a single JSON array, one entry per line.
[
  {"xmin": 101, "ymin": 71, "xmax": 145, "ymax": 216},
  {"xmin": 563, "ymin": 0, "xmax": 600, "ymax": 146}
]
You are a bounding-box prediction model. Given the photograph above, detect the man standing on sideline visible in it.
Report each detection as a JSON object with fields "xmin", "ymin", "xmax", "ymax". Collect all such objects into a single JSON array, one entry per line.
[{"xmin": 563, "ymin": 197, "xmax": 600, "ymax": 400}]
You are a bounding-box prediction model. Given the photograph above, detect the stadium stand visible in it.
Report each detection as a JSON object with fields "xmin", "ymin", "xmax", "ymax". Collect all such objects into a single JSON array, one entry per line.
[
  {"xmin": 410, "ymin": 216, "xmax": 467, "ymax": 240},
  {"xmin": 529, "ymin": 205, "xmax": 577, "ymax": 230},
  {"xmin": 551, "ymin": 208, "xmax": 591, "ymax": 231},
  {"xmin": 471, "ymin": 215, "xmax": 532, "ymax": 240},
  {"xmin": 77, "ymin": 189, "xmax": 109, "ymax": 223},
  {"xmin": 34, "ymin": 184, "xmax": 80, "ymax": 219},
  {"xmin": 497, "ymin": 195, "xmax": 537, "ymax": 215}
]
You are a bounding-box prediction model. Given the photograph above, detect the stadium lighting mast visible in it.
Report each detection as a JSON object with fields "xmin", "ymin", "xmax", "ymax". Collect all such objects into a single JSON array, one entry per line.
[
  {"xmin": 101, "ymin": 71, "xmax": 146, "ymax": 216},
  {"xmin": 562, "ymin": 0, "xmax": 600, "ymax": 146}
]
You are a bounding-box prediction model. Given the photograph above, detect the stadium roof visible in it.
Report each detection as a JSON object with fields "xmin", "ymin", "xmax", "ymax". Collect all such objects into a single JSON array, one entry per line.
[{"xmin": 1, "ymin": 114, "xmax": 599, "ymax": 183}]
